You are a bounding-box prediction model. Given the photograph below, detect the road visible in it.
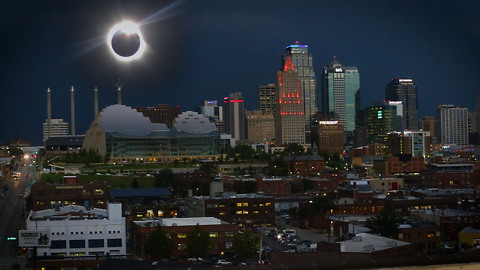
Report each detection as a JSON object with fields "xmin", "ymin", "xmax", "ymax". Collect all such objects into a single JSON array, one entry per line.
[{"xmin": 0, "ymin": 157, "xmax": 36, "ymax": 270}]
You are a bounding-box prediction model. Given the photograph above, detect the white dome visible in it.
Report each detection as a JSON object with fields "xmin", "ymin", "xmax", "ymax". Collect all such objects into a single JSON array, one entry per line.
[
  {"xmin": 99, "ymin": 104, "xmax": 153, "ymax": 136},
  {"xmin": 173, "ymin": 111, "xmax": 217, "ymax": 134}
]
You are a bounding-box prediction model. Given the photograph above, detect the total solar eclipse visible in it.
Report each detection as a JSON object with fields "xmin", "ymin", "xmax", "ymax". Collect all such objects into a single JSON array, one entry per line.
[{"xmin": 107, "ymin": 21, "xmax": 145, "ymax": 61}]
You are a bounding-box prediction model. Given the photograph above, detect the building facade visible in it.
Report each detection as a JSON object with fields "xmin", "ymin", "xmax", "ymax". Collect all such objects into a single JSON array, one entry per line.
[
  {"xmin": 133, "ymin": 217, "xmax": 237, "ymax": 257},
  {"xmin": 312, "ymin": 120, "xmax": 344, "ymax": 155},
  {"xmin": 437, "ymin": 105, "xmax": 469, "ymax": 146},
  {"xmin": 321, "ymin": 58, "xmax": 360, "ymax": 141},
  {"xmin": 258, "ymin": 84, "xmax": 277, "ymax": 116},
  {"xmin": 197, "ymin": 100, "xmax": 223, "ymax": 121},
  {"xmin": 275, "ymin": 55, "xmax": 306, "ymax": 145},
  {"xmin": 43, "ymin": 118, "xmax": 69, "ymax": 142},
  {"xmin": 366, "ymin": 104, "xmax": 396, "ymax": 144},
  {"xmin": 223, "ymin": 92, "xmax": 245, "ymax": 142},
  {"xmin": 245, "ymin": 110, "xmax": 275, "ymax": 144},
  {"xmin": 385, "ymin": 78, "xmax": 419, "ymax": 130},
  {"xmin": 31, "ymin": 180, "xmax": 110, "ymax": 211},
  {"xmin": 24, "ymin": 203, "xmax": 126, "ymax": 257}
]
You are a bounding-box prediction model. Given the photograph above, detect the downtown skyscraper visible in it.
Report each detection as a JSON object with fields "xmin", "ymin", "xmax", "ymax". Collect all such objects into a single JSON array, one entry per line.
[
  {"xmin": 283, "ymin": 43, "xmax": 317, "ymax": 143},
  {"xmin": 385, "ymin": 78, "xmax": 419, "ymax": 130},
  {"xmin": 321, "ymin": 58, "xmax": 360, "ymax": 142},
  {"xmin": 275, "ymin": 56, "xmax": 305, "ymax": 145}
]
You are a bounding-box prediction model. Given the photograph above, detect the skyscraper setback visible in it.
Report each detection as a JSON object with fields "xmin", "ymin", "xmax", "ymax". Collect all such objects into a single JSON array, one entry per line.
[
  {"xmin": 275, "ymin": 56, "xmax": 305, "ymax": 145},
  {"xmin": 321, "ymin": 58, "xmax": 360, "ymax": 141},
  {"xmin": 283, "ymin": 43, "xmax": 317, "ymax": 131},
  {"xmin": 385, "ymin": 78, "xmax": 419, "ymax": 130}
]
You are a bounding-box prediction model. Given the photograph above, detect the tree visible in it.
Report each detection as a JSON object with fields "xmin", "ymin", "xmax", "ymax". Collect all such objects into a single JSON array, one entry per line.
[
  {"xmin": 365, "ymin": 210, "xmax": 404, "ymax": 238},
  {"xmin": 185, "ymin": 224, "xmax": 210, "ymax": 259},
  {"xmin": 232, "ymin": 229, "xmax": 260, "ymax": 260},
  {"xmin": 131, "ymin": 178, "xmax": 139, "ymax": 189},
  {"xmin": 144, "ymin": 226, "xmax": 174, "ymax": 259},
  {"xmin": 154, "ymin": 169, "xmax": 173, "ymax": 187},
  {"xmin": 281, "ymin": 143, "xmax": 305, "ymax": 156}
]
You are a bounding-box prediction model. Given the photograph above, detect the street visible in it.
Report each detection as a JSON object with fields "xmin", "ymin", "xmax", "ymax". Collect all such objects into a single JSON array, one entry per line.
[{"xmin": 0, "ymin": 157, "xmax": 35, "ymax": 270}]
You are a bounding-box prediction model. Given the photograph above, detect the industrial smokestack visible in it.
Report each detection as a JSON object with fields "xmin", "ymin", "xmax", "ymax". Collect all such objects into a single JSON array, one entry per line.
[
  {"xmin": 116, "ymin": 79, "xmax": 123, "ymax": 105},
  {"xmin": 47, "ymin": 88, "xmax": 51, "ymax": 141},
  {"xmin": 94, "ymin": 86, "xmax": 99, "ymax": 116},
  {"xmin": 70, "ymin": 86, "xmax": 76, "ymax": 136}
]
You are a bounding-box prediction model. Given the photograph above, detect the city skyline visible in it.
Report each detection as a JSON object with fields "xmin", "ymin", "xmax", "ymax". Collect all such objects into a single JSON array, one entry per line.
[{"xmin": 2, "ymin": 0, "xmax": 480, "ymax": 145}]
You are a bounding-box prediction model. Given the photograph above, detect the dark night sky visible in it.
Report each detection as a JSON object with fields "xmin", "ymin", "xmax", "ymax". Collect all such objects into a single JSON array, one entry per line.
[{"xmin": 2, "ymin": 0, "xmax": 480, "ymax": 145}]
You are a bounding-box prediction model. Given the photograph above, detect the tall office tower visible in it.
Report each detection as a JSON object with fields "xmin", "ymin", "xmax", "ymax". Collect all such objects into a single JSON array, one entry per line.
[
  {"xmin": 42, "ymin": 119, "xmax": 69, "ymax": 142},
  {"xmin": 259, "ymin": 84, "xmax": 277, "ymax": 115},
  {"xmin": 385, "ymin": 78, "xmax": 419, "ymax": 130},
  {"xmin": 275, "ymin": 56, "xmax": 305, "ymax": 145},
  {"xmin": 135, "ymin": 104, "xmax": 182, "ymax": 128},
  {"xmin": 245, "ymin": 110, "xmax": 275, "ymax": 144},
  {"xmin": 476, "ymin": 88, "xmax": 480, "ymax": 133},
  {"xmin": 437, "ymin": 105, "xmax": 469, "ymax": 146},
  {"xmin": 223, "ymin": 92, "xmax": 245, "ymax": 142},
  {"xmin": 366, "ymin": 104, "xmax": 396, "ymax": 144},
  {"xmin": 197, "ymin": 100, "xmax": 223, "ymax": 121},
  {"xmin": 312, "ymin": 120, "xmax": 344, "ymax": 155},
  {"xmin": 321, "ymin": 58, "xmax": 360, "ymax": 142},
  {"xmin": 283, "ymin": 43, "xmax": 317, "ymax": 134}
]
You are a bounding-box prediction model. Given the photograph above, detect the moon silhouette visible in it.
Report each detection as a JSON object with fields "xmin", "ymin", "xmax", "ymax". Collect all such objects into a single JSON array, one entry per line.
[{"xmin": 107, "ymin": 21, "xmax": 146, "ymax": 61}]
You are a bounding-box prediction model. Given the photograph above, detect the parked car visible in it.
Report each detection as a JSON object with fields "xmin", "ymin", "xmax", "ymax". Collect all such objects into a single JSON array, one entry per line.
[{"xmin": 217, "ymin": 259, "xmax": 232, "ymax": 265}]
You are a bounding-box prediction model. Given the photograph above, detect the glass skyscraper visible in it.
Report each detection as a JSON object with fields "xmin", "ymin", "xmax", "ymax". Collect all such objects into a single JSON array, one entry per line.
[
  {"xmin": 284, "ymin": 43, "xmax": 317, "ymax": 142},
  {"xmin": 385, "ymin": 78, "xmax": 419, "ymax": 131},
  {"xmin": 321, "ymin": 58, "xmax": 360, "ymax": 141}
]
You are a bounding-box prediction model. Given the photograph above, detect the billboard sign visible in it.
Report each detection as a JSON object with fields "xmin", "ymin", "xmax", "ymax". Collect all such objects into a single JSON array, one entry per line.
[{"xmin": 18, "ymin": 230, "xmax": 51, "ymax": 247}]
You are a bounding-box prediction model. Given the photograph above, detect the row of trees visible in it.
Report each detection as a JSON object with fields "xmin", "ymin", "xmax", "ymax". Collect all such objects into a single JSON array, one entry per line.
[{"xmin": 144, "ymin": 225, "xmax": 260, "ymax": 261}]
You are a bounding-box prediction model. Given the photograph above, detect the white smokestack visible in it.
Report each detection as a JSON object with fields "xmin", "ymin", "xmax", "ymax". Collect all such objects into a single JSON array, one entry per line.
[
  {"xmin": 116, "ymin": 79, "xmax": 123, "ymax": 105},
  {"xmin": 70, "ymin": 86, "xmax": 76, "ymax": 136},
  {"xmin": 94, "ymin": 86, "xmax": 99, "ymax": 116},
  {"xmin": 47, "ymin": 88, "xmax": 51, "ymax": 141}
]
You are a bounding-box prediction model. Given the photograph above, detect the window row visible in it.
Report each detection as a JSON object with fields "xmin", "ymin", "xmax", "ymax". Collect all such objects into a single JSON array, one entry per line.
[{"xmin": 51, "ymin": 239, "xmax": 122, "ymax": 249}]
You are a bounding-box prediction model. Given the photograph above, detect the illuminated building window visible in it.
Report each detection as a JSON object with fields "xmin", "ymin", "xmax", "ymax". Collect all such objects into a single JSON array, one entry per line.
[
  {"xmin": 157, "ymin": 210, "xmax": 163, "ymax": 216},
  {"xmin": 209, "ymin": 232, "xmax": 219, "ymax": 238},
  {"xmin": 236, "ymin": 203, "xmax": 242, "ymax": 207},
  {"xmin": 219, "ymin": 211, "xmax": 226, "ymax": 215},
  {"xmin": 242, "ymin": 202, "xmax": 248, "ymax": 207},
  {"xmin": 177, "ymin": 233, "xmax": 187, "ymax": 239},
  {"xmin": 259, "ymin": 204, "xmax": 264, "ymax": 207},
  {"xmin": 213, "ymin": 204, "xmax": 219, "ymax": 208},
  {"xmin": 253, "ymin": 211, "xmax": 259, "ymax": 214},
  {"xmin": 95, "ymin": 189, "xmax": 104, "ymax": 195},
  {"xmin": 225, "ymin": 231, "xmax": 234, "ymax": 237},
  {"xmin": 243, "ymin": 211, "xmax": 249, "ymax": 214},
  {"xmin": 265, "ymin": 203, "xmax": 271, "ymax": 206},
  {"xmin": 219, "ymin": 204, "xmax": 225, "ymax": 208},
  {"xmin": 236, "ymin": 211, "xmax": 243, "ymax": 215}
]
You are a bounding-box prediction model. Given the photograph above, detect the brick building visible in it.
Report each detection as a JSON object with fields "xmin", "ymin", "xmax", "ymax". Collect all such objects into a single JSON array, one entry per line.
[
  {"xmin": 283, "ymin": 155, "xmax": 326, "ymax": 176},
  {"xmin": 183, "ymin": 193, "xmax": 275, "ymax": 228},
  {"xmin": 31, "ymin": 180, "xmax": 110, "ymax": 211},
  {"xmin": 133, "ymin": 217, "xmax": 237, "ymax": 258}
]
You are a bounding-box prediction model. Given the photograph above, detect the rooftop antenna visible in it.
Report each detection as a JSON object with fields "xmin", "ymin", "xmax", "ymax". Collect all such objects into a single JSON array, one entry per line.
[{"xmin": 116, "ymin": 79, "xmax": 124, "ymax": 105}]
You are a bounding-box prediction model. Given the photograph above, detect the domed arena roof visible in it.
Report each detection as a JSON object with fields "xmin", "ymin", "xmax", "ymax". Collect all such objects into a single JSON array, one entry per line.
[
  {"xmin": 98, "ymin": 104, "xmax": 154, "ymax": 136},
  {"xmin": 173, "ymin": 111, "xmax": 217, "ymax": 134}
]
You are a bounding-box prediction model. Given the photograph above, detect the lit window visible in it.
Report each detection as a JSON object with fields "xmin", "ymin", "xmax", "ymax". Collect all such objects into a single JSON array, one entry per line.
[
  {"xmin": 253, "ymin": 211, "xmax": 259, "ymax": 214},
  {"xmin": 266, "ymin": 203, "xmax": 271, "ymax": 206},
  {"xmin": 236, "ymin": 203, "xmax": 242, "ymax": 207},
  {"xmin": 243, "ymin": 211, "xmax": 249, "ymax": 214},
  {"xmin": 209, "ymin": 232, "xmax": 219, "ymax": 238},
  {"xmin": 158, "ymin": 210, "xmax": 163, "ymax": 217},
  {"xmin": 219, "ymin": 211, "xmax": 226, "ymax": 215},
  {"xmin": 225, "ymin": 231, "xmax": 234, "ymax": 237},
  {"xmin": 242, "ymin": 202, "xmax": 248, "ymax": 207},
  {"xmin": 236, "ymin": 211, "xmax": 243, "ymax": 215},
  {"xmin": 177, "ymin": 233, "xmax": 187, "ymax": 239}
]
